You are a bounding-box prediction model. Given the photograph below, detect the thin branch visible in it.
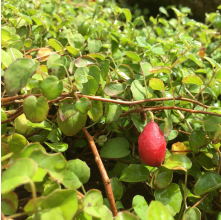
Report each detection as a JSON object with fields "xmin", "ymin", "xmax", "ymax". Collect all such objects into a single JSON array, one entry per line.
[
  {"xmin": 194, "ymin": 69, "xmax": 216, "ymax": 98},
  {"xmin": 1, "ymin": 110, "xmax": 24, "ymax": 124},
  {"xmin": 192, "ymin": 193, "xmax": 210, "ymax": 208},
  {"xmin": 1, "ymin": 93, "xmax": 210, "ymax": 109},
  {"xmin": 209, "ymin": 41, "xmax": 221, "ymax": 55},
  {"xmin": 82, "ymin": 128, "xmax": 118, "ymax": 217},
  {"xmin": 120, "ymin": 106, "xmax": 221, "ymax": 118},
  {"xmin": 25, "ymin": 129, "xmax": 43, "ymax": 138}
]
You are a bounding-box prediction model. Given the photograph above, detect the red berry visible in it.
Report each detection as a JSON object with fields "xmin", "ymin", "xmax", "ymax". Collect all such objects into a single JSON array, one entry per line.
[{"xmin": 138, "ymin": 121, "xmax": 166, "ymax": 167}]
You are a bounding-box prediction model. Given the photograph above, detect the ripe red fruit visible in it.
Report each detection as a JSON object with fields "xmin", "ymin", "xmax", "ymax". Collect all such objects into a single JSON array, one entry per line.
[{"xmin": 138, "ymin": 120, "xmax": 166, "ymax": 167}]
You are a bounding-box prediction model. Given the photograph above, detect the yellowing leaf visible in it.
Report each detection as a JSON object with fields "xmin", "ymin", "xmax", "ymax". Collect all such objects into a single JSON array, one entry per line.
[
  {"xmin": 171, "ymin": 142, "xmax": 187, "ymax": 155},
  {"xmin": 149, "ymin": 78, "xmax": 164, "ymax": 90},
  {"xmin": 36, "ymin": 48, "xmax": 53, "ymax": 62},
  {"xmin": 182, "ymin": 75, "xmax": 203, "ymax": 86}
]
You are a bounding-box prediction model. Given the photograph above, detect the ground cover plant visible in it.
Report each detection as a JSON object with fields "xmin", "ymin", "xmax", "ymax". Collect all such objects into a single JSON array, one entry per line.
[{"xmin": 1, "ymin": 0, "xmax": 221, "ymax": 219}]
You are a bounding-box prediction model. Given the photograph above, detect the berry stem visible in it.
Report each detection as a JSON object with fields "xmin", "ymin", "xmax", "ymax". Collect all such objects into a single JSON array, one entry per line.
[{"xmin": 148, "ymin": 111, "xmax": 154, "ymax": 122}]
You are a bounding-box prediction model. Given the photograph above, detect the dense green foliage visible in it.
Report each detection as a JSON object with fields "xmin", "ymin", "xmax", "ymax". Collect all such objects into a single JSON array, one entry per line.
[{"xmin": 1, "ymin": 0, "xmax": 221, "ymax": 219}]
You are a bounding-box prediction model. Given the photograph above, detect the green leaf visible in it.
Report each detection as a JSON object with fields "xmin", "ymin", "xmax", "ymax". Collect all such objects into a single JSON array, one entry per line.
[
  {"xmin": 148, "ymin": 66, "xmax": 171, "ymax": 74},
  {"xmin": 183, "ymin": 207, "xmax": 201, "ymax": 220},
  {"xmin": 66, "ymin": 46, "xmax": 80, "ymax": 57},
  {"xmin": 50, "ymin": 55, "xmax": 71, "ymax": 79},
  {"xmin": 146, "ymin": 201, "xmax": 174, "ymax": 220},
  {"xmin": 45, "ymin": 142, "xmax": 68, "ymax": 153},
  {"xmin": 83, "ymin": 189, "xmax": 103, "ymax": 218},
  {"xmin": 1, "ymin": 109, "xmax": 8, "ymax": 135},
  {"xmin": 131, "ymin": 80, "xmax": 153, "ymax": 100},
  {"xmin": 57, "ymin": 99, "xmax": 87, "ymax": 136},
  {"xmin": 15, "ymin": 113, "xmax": 29, "ymax": 134},
  {"xmin": 25, "ymin": 148, "xmax": 66, "ymax": 182},
  {"xmin": 56, "ymin": 19, "xmax": 71, "ymax": 32},
  {"xmin": 126, "ymin": 51, "xmax": 141, "ymax": 62},
  {"xmin": 182, "ymin": 75, "xmax": 203, "ymax": 86},
  {"xmin": 104, "ymin": 82, "xmax": 127, "ymax": 96},
  {"xmin": 151, "ymin": 46, "xmax": 165, "ymax": 55},
  {"xmin": 1, "ymin": 143, "xmax": 10, "ymax": 166},
  {"xmin": 163, "ymin": 154, "xmax": 192, "ymax": 171},
  {"xmin": 88, "ymin": 100, "xmax": 103, "ymax": 122},
  {"xmin": 88, "ymin": 38, "xmax": 102, "ymax": 53},
  {"xmin": 179, "ymin": 33, "xmax": 193, "ymax": 42},
  {"xmin": 18, "ymin": 12, "xmax": 32, "ymax": 25},
  {"xmin": 159, "ymin": 6, "xmax": 169, "ymax": 16},
  {"xmin": 105, "ymin": 103, "xmax": 122, "ymax": 124},
  {"xmin": 100, "ymin": 137, "xmax": 130, "ymax": 158},
  {"xmin": 132, "ymin": 195, "xmax": 148, "ymax": 220},
  {"xmin": 123, "ymin": 8, "xmax": 132, "ymax": 22},
  {"xmin": 1, "ymin": 191, "xmax": 18, "ymax": 215},
  {"xmin": 193, "ymin": 172, "xmax": 221, "ymax": 195},
  {"xmin": 27, "ymin": 120, "xmax": 52, "ymax": 131},
  {"xmin": 75, "ymin": 56, "xmax": 97, "ymax": 68},
  {"xmin": 67, "ymin": 32, "xmax": 85, "ymax": 49},
  {"xmin": 40, "ymin": 189, "xmax": 78, "ymax": 220},
  {"xmin": 4, "ymin": 58, "xmax": 39, "ymax": 96},
  {"xmin": 1, "ymin": 49, "xmax": 13, "ymax": 68},
  {"xmin": 204, "ymin": 116, "xmax": 221, "ymax": 132},
  {"xmin": 188, "ymin": 54, "xmax": 203, "ymax": 67},
  {"xmin": 81, "ymin": 65, "xmax": 100, "ymax": 95},
  {"xmin": 120, "ymin": 164, "xmax": 150, "ymax": 182},
  {"xmin": 1, "ymin": 27, "xmax": 11, "ymax": 42},
  {"xmin": 76, "ymin": 97, "xmax": 92, "ymax": 114},
  {"xmin": 164, "ymin": 117, "xmax": 173, "ymax": 137},
  {"xmin": 24, "ymin": 96, "xmax": 49, "ymax": 123},
  {"xmin": 149, "ymin": 78, "xmax": 164, "ymax": 90},
  {"xmin": 1, "ymin": 133, "xmax": 29, "ymax": 162},
  {"xmin": 115, "ymin": 211, "xmax": 139, "ymax": 220},
  {"xmin": 117, "ymin": 64, "xmax": 134, "ymax": 79},
  {"xmin": 165, "ymin": 130, "xmax": 178, "ymax": 141},
  {"xmin": 111, "ymin": 177, "xmax": 124, "ymax": 200},
  {"xmin": 97, "ymin": 59, "xmax": 109, "ymax": 80},
  {"xmin": 48, "ymin": 39, "xmax": 64, "ymax": 51},
  {"xmin": 1, "ymin": 158, "xmax": 37, "ymax": 194},
  {"xmin": 20, "ymin": 143, "xmax": 45, "ymax": 158},
  {"xmin": 204, "ymin": 57, "xmax": 217, "ymax": 68},
  {"xmin": 189, "ymin": 131, "xmax": 206, "ymax": 153},
  {"xmin": 88, "ymin": 53, "xmax": 105, "ymax": 60},
  {"xmin": 62, "ymin": 159, "xmax": 90, "ymax": 189},
  {"xmin": 151, "ymin": 167, "xmax": 173, "ymax": 189},
  {"xmin": 136, "ymin": 37, "xmax": 151, "ymax": 48},
  {"xmin": 154, "ymin": 183, "xmax": 182, "ymax": 216},
  {"xmin": 196, "ymin": 153, "xmax": 213, "ymax": 170},
  {"xmin": 40, "ymin": 76, "xmax": 63, "ymax": 100},
  {"xmin": 131, "ymin": 113, "xmax": 149, "ymax": 133},
  {"xmin": 58, "ymin": 98, "xmax": 77, "ymax": 122}
]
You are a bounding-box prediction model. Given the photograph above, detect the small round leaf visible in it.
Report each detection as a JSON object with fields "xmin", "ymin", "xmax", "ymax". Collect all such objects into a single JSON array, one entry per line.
[
  {"xmin": 23, "ymin": 96, "xmax": 49, "ymax": 123},
  {"xmin": 40, "ymin": 76, "xmax": 63, "ymax": 100}
]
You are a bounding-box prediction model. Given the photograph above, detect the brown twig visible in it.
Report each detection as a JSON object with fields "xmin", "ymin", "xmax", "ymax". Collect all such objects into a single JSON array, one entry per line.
[
  {"xmin": 77, "ymin": 190, "xmax": 85, "ymax": 198},
  {"xmin": 192, "ymin": 192, "xmax": 210, "ymax": 208},
  {"xmin": 25, "ymin": 129, "xmax": 43, "ymax": 138},
  {"xmin": 169, "ymin": 150, "xmax": 192, "ymax": 153},
  {"xmin": 1, "ymin": 93, "xmax": 209, "ymax": 109},
  {"xmin": 176, "ymin": 129, "xmax": 191, "ymax": 135},
  {"xmin": 120, "ymin": 106, "xmax": 221, "ymax": 118},
  {"xmin": 1, "ymin": 110, "xmax": 24, "ymax": 124},
  {"xmin": 82, "ymin": 128, "xmax": 118, "ymax": 217}
]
